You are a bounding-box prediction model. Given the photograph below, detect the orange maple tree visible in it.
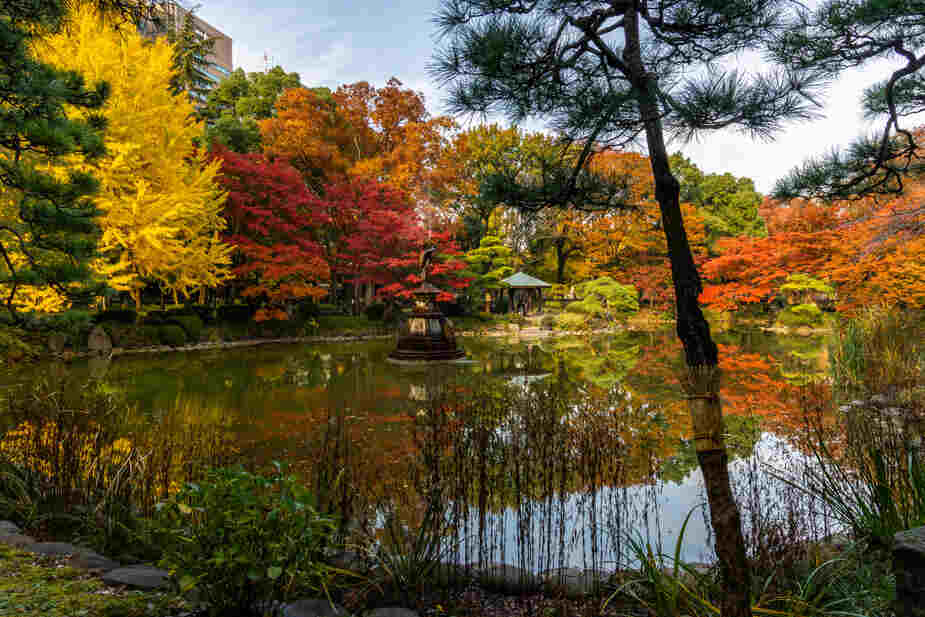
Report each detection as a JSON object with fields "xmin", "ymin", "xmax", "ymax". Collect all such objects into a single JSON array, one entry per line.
[{"xmin": 260, "ymin": 78, "xmax": 455, "ymax": 204}]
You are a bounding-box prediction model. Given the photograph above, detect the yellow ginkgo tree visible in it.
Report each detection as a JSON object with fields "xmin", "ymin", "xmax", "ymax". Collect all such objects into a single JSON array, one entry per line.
[{"xmin": 35, "ymin": 7, "xmax": 231, "ymax": 308}]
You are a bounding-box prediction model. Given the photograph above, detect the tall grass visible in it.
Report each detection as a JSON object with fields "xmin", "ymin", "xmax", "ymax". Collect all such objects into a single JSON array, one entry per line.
[
  {"xmin": 0, "ymin": 378, "xmax": 236, "ymax": 557},
  {"xmin": 829, "ymin": 307, "xmax": 924, "ymax": 399}
]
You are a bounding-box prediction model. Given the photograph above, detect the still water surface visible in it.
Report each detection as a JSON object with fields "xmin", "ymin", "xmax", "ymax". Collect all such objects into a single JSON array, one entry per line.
[{"xmin": 3, "ymin": 326, "xmax": 835, "ymax": 570}]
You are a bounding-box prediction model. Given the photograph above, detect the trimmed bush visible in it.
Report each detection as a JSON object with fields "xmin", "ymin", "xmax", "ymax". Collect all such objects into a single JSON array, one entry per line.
[
  {"xmin": 141, "ymin": 310, "xmax": 168, "ymax": 326},
  {"xmin": 364, "ymin": 303, "xmax": 386, "ymax": 321},
  {"xmin": 570, "ymin": 277, "xmax": 639, "ymax": 318},
  {"xmin": 317, "ymin": 303, "xmax": 339, "ymax": 316},
  {"xmin": 555, "ymin": 312, "xmax": 587, "ymax": 331},
  {"xmin": 775, "ymin": 303, "xmax": 825, "ymax": 328},
  {"xmin": 167, "ymin": 315, "xmax": 204, "ymax": 342},
  {"xmin": 540, "ymin": 314, "xmax": 557, "ymax": 330},
  {"xmin": 216, "ymin": 304, "xmax": 255, "ymax": 324},
  {"xmin": 93, "ymin": 309, "xmax": 137, "ymax": 324},
  {"xmin": 157, "ymin": 325, "xmax": 187, "ymax": 347}
]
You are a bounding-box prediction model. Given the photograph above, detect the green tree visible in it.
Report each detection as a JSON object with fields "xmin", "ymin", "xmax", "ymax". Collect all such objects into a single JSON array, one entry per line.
[
  {"xmin": 0, "ymin": 0, "xmax": 110, "ymax": 318},
  {"xmin": 164, "ymin": 6, "xmax": 216, "ymax": 103},
  {"xmin": 670, "ymin": 153, "xmax": 766, "ymax": 249},
  {"xmin": 771, "ymin": 0, "xmax": 925, "ymax": 199},
  {"xmin": 200, "ymin": 66, "xmax": 304, "ymax": 152},
  {"xmin": 431, "ymin": 2, "xmax": 824, "ymax": 613}
]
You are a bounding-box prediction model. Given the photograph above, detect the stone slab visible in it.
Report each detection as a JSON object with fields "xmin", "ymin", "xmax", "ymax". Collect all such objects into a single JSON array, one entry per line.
[
  {"xmin": 0, "ymin": 521, "xmax": 21, "ymax": 535},
  {"xmin": 283, "ymin": 598, "xmax": 346, "ymax": 617},
  {"xmin": 27, "ymin": 542, "xmax": 89, "ymax": 557},
  {"xmin": 67, "ymin": 552, "xmax": 120, "ymax": 572},
  {"xmin": 366, "ymin": 608, "xmax": 419, "ymax": 617},
  {"xmin": 102, "ymin": 565, "xmax": 169, "ymax": 589},
  {"xmin": 0, "ymin": 534, "xmax": 36, "ymax": 548}
]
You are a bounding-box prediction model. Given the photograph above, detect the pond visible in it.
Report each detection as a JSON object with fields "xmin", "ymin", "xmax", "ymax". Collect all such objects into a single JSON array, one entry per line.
[{"xmin": 0, "ymin": 325, "xmax": 838, "ymax": 572}]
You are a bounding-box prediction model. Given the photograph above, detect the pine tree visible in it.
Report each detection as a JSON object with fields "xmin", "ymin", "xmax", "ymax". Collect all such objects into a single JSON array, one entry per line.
[
  {"xmin": 163, "ymin": 4, "xmax": 216, "ymax": 104},
  {"xmin": 0, "ymin": 0, "xmax": 110, "ymax": 318},
  {"xmin": 430, "ymin": 2, "xmax": 825, "ymax": 613},
  {"xmin": 770, "ymin": 0, "xmax": 925, "ymax": 199}
]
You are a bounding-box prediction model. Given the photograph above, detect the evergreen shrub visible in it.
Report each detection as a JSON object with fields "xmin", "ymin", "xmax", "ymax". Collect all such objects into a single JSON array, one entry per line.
[{"xmin": 157, "ymin": 325, "xmax": 187, "ymax": 347}]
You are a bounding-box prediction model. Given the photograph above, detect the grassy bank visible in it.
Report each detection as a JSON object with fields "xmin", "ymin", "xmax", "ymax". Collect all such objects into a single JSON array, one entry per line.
[{"xmin": 0, "ymin": 544, "xmax": 186, "ymax": 617}]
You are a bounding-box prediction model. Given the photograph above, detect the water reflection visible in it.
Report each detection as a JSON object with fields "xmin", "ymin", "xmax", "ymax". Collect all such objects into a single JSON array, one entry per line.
[{"xmin": 0, "ymin": 328, "xmax": 835, "ymax": 568}]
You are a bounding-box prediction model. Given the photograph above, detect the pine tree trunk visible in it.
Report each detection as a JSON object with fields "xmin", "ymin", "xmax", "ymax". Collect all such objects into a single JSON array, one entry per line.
[{"xmin": 623, "ymin": 7, "xmax": 752, "ymax": 616}]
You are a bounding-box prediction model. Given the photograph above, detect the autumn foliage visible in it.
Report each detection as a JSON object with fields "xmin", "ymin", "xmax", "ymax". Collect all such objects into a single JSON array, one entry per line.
[{"xmin": 211, "ymin": 147, "xmax": 330, "ymax": 321}]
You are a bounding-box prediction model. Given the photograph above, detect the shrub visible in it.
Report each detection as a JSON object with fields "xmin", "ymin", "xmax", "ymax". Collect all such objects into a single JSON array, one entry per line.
[
  {"xmin": 93, "ymin": 309, "xmax": 137, "ymax": 324},
  {"xmin": 540, "ymin": 314, "xmax": 557, "ymax": 330},
  {"xmin": 216, "ymin": 304, "xmax": 255, "ymax": 324},
  {"xmin": 141, "ymin": 310, "xmax": 168, "ymax": 326},
  {"xmin": 157, "ymin": 325, "xmax": 187, "ymax": 347},
  {"xmin": 775, "ymin": 303, "xmax": 824, "ymax": 328},
  {"xmin": 33, "ymin": 310, "xmax": 94, "ymax": 344},
  {"xmin": 364, "ymin": 303, "xmax": 386, "ymax": 321},
  {"xmin": 555, "ymin": 312, "xmax": 587, "ymax": 331},
  {"xmin": 154, "ymin": 464, "xmax": 336, "ymax": 616},
  {"xmin": 571, "ymin": 277, "xmax": 639, "ymax": 318},
  {"xmin": 317, "ymin": 303, "xmax": 339, "ymax": 315},
  {"xmin": 168, "ymin": 315, "xmax": 204, "ymax": 342},
  {"xmin": 136, "ymin": 325, "xmax": 161, "ymax": 346},
  {"xmin": 0, "ymin": 326, "xmax": 39, "ymax": 363}
]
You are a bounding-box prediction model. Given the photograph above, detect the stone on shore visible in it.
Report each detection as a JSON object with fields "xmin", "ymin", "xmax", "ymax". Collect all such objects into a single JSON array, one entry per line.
[
  {"xmin": 894, "ymin": 526, "xmax": 925, "ymax": 617},
  {"xmin": 477, "ymin": 563, "xmax": 538, "ymax": 593},
  {"xmin": 102, "ymin": 565, "xmax": 169, "ymax": 589},
  {"xmin": 366, "ymin": 608, "xmax": 419, "ymax": 617},
  {"xmin": 540, "ymin": 567, "xmax": 609, "ymax": 597},
  {"xmin": 0, "ymin": 521, "xmax": 21, "ymax": 535},
  {"xmin": 0, "ymin": 533, "xmax": 35, "ymax": 548},
  {"xmin": 67, "ymin": 551, "xmax": 120, "ymax": 572},
  {"xmin": 28, "ymin": 541, "xmax": 90, "ymax": 557},
  {"xmin": 87, "ymin": 325, "xmax": 113, "ymax": 354},
  {"xmin": 283, "ymin": 598, "xmax": 347, "ymax": 617}
]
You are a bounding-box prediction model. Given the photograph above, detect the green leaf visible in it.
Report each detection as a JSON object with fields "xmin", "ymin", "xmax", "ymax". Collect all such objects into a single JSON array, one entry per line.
[{"xmin": 267, "ymin": 566, "xmax": 283, "ymax": 580}]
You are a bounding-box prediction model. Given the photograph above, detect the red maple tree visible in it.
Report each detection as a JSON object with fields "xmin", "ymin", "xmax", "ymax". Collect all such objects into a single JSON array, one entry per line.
[{"xmin": 211, "ymin": 146, "xmax": 330, "ymax": 321}]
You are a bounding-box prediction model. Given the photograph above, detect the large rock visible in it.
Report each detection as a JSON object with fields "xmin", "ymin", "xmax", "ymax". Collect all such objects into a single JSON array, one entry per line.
[
  {"xmin": 0, "ymin": 533, "xmax": 36, "ymax": 548},
  {"xmin": 67, "ymin": 551, "xmax": 120, "ymax": 573},
  {"xmin": 87, "ymin": 325, "xmax": 113, "ymax": 354},
  {"xmin": 366, "ymin": 609, "xmax": 419, "ymax": 617},
  {"xmin": 0, "ymin": 521, "xmax": 21, "ymax": 534},
  {"xmin": 895, "ymin": 527, "xmax": 925, "ymax": 617},
  {"xmin": 102, "ymin": 565, "xmax": 169, "ymax": 589},
  {"xmin": 477, "ymin": 562, "xmax": 538, "ymax": 593},
  {"xmin": 28, "ymin": 542, "xmax": 89, "ymax": 557},
  {"xmin": 540, "ymin": 567, "xmax": 609, "ymax": 597},
  {"xmin": 283, "ymin": 598, "xmax": 347, "ymax": 617}
]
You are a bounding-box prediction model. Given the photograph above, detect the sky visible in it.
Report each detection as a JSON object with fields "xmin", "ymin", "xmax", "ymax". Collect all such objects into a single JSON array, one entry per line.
[{"xmin": 194, "ymin": 0, "xmax": 922, "ymax": 195}]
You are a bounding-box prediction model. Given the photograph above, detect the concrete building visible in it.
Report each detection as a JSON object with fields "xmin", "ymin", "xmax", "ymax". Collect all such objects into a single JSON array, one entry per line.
[{"xmin": 139, "ymin": 1, "xmax": 232, "ymax": 98}]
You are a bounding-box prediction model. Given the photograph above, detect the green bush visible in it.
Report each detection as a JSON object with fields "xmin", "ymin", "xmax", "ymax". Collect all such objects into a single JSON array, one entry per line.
[
  {"xmin": 540, "ymin": 314, "xmax": 557, "ymax": 330},
  {"xmin": 93, "ymin": 309, "xmax": 137, "ymax": 324},
  {"xmin": 0, "ymin": 326, "xmax": 39, "ymax": 363},
  {"xmin": 568, "ymin": 277, "xmax": 639, "ymax": 319},
  {"xmin": 317, "ymin": 303, "xmax": 339, "ymax": 315},
  {"xmin": 364, "ymin": 303, "xmax": 386, "ymax": 321},
  {"xmin": 157, "ymin": 325, "xmax": 187, "ymax": 347},
  {"xmin": 216, "ymin": 304, "xmax": 255, "ymax": 324},
  {"xmin": 775, "ymin": 303, "xmax": 824, "ymax": 328},
  {"xmin": 168, "ymin": 315, "xmax": 204, "ymax": 342},
  {"xmin": 34, "ymin": 310, "xmax": 94, "ymax": 345},
  {"xmin": 555, "ymin": 312, "xmax": 588, "ymax": 331},
  {"xmin": 154, "ymin": 465, "xmax": 336, "ymax": 616},
  {"xmin": 136, "ymin": 325, "xmax": 161, "ymax": 347}
]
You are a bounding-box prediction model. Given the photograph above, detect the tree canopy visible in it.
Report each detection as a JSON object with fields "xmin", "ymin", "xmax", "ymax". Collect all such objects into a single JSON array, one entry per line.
[{"xmin": 770, "ymin": 0, "xmax": 925, "ymax": 199}]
